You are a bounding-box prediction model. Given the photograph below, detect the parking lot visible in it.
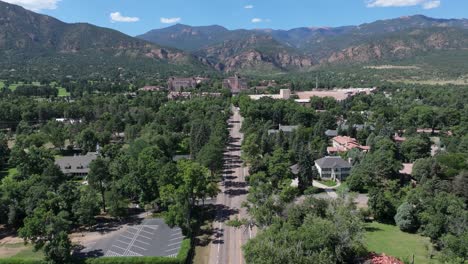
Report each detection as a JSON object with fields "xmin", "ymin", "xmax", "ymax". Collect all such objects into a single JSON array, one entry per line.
[{"xmin": 80, "ymin": 218, "xmax": 184, "ymax": 258}]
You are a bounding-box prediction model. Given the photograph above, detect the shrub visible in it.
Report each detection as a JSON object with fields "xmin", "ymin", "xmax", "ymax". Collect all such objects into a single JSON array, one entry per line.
[
  {"xmin": 394, "ymin": 202, "xmax": 418, "ymax": 232},
  {"xmin": 304, "ymin": 186, "xmax": 323, "ymax": 195}
]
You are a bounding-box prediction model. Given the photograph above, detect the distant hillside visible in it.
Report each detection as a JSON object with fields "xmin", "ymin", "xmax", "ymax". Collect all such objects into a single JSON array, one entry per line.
[
  {"xmin": 139, "ymin": 15, "xmax": 468, "ymax": 73},
  {"xmin": 195, "ymin": 34, "xmax": 314, "ymax": 73},
  {"xmin": 1, "ymin": 1, "xmax": 467, "ymax": 79},
  {"xmin": 0, "ymin": 1, "xmax": 208, "ymax": 78},
  {"xmin": 137, "ymin": 24, "xmax": 255, "ymax": 51}
]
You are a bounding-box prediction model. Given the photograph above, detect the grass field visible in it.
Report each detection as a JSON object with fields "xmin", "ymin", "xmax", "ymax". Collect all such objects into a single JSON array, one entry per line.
[
  {"xmin": 365, "ymin": 222, "xmax": 437, "ymax": 264},
  {"xmin": 0, "ymin": 80, "xmax": 70, "ymax": 96},
  {"xmin": 0, "ymin": 243, "xmax": 44, "ymax": 260},
  {"xmin": 318, "ymin": 180, "xmax": 339, "ymax": 187},
  {"xmin": 58, "ymin": 87, "xmax": 70, "ymax": 97},
  {"xmin": 390, "ymin": 79, "xmax": 468, "ymax": 86}
]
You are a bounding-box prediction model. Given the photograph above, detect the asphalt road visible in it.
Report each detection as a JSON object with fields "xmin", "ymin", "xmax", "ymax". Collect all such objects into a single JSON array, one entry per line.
[{"xmin": 208, "ymin": 106, "xmax": 253, "ymax": 264}]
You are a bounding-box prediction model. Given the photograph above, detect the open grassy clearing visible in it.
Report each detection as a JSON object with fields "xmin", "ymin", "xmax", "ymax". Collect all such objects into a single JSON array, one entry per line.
[
  {"xmin": 390, "ymin": 79, "xmax": 468, "ymax": 86},
  {"xmin": 0, "ymin": 243, "xmax": 44, "ymax": 260},
  {"xmin": 365, "ymin": 222, "xmax": 438, "ymax": 264},
  {"xmin": 317, "ymin": 180, "xmax": 338, "ymax": 187},
  {"xmin": 0, "ymin": 80, "xmax": 70, "ymax": 96},
  {"xmin": 58, "ymin": 87, "xmax": 70, "ymax": 97}
]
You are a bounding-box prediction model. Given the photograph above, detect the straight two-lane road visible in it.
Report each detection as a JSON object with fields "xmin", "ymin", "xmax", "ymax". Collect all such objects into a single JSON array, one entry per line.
[{"xmin": 208, "ymin": 106, "xmax": 252, "ymax": 264}]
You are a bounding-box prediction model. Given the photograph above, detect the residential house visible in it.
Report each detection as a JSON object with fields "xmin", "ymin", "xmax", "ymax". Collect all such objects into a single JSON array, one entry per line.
[
  {"xmin": 55, "ymin": 152, "xmax": 99, "ymax": 177},
  {"xmin": 168, "ymin": 91, "xmax": 192, "ymax": 100},
  {"xmin": 268, "ymin": 125, "xmax": 299, "ymax": 135},
  {"xmin": 223, "ymin": 75, "xmax": 248, "ymax": 94},
  {"xmin": 139, "ymin": 86, "xmax": 164, "ymax": 92},
  {"xmin": 399, "ymin": 163, "xmax": 414, "ymax": 176},
  {"xmin": 325, "ymin": 129, "xmax": 338, "ymax": 137},
  {"xmin": 314, "ymin": 156, "xmax": 352, "ymax": 181},
  {"xmin": 327, "ymin": 136, "xmax": 370, "ymax": 154},
  {"xmin": 55, "ymin": 118, "xmax": 82, "ymax": 125},
  {"xmin": 172, "ymin": 154, "xmax": 191, "ymax": 162}
]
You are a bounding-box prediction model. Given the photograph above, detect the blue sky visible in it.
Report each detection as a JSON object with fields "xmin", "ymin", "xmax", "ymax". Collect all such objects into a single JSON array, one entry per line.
[{"xmin": 2, "ymin": 0, "xmax": 467, "ymax": 36}]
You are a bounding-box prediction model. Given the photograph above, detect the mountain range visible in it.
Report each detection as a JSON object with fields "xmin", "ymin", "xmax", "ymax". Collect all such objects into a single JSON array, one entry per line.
[
  {"xmin": 138, "ymin": 16, "xmax": 468, "ymax": 73},
  {"xmin": 1, "ymin": 0, "xmax": 468, "ymax": 78},
  {"xmin": 0, "ymin": 0, "xmax": 208, "ymax": 79}
]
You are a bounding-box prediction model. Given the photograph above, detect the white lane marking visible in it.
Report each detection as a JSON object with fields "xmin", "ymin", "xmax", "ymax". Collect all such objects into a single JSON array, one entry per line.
[
  {"xmin": 116, "ymin": 239, "xmax": 130, "ymax": 245},
  {"xmin": 124, "ymin": 250, "xmax": 142, "ymax": 257},
  {"xmin": 140, "ymin": 229, "xmax": 155, "ymax": 235},
  {"xmin": 111, "ymin": 244, "xmax": 127, "ymax": 251},
  {"xmin": 143, "ymin": 225, "xmax": 159, "ymax": 230},
  {"xmin": 136, "ymin": 233, "xmax": 152, "ymax": 240},
  {"xmin": 125, "ymin": 231, "xmax": 137, "ymax": 236},
  {"xmin": 120, "ymin": 234, "xmax": 134, "ymax": 240},
  {"xmin": 170, "ymin": 236, "xmax": 184, "ymax": 241},
  {"xmin": 134, "ymin": 239, "xmax": 150, "ymax": 245},
  {"xmin": 123, "ymin": 226, "xmax": 142, "ymax": 256},
  {"xmin": 168, "ymin": 241, "xmax": 182, "ymax": 247},
  {"xmin": 130, "ymin": 244, "xmax": 147, "ymax": 251},
  {"xmin": 166, "ymin": 253, "xmax": 177, "ymax": 258},
  {"xmin": 105, "ymin": 250, "xmax": 121, "ymax": 257},
  {"xmin": 165, "ymin": 247, "xmax": 180, "ymax": 252}
]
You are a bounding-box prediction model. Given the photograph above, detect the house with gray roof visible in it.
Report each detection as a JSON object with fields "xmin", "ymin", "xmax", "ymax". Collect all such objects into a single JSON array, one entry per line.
[
  {"xmin": 268, "ymin": 125, "xmax": 299, "ymax": 135},
  {"xmin": 55, "ymin": 152, "xmax": 98, "ymax": 177},
  {"xmin": 325, "ymin": 129, "xmax": 338, "ymax": 137},
  {"xmin": 314, "ymin": 156, "xmax": 352, "ymax": 181}
]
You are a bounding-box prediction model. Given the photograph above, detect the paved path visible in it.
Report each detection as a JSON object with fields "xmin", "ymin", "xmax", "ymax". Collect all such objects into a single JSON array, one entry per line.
[
  {"xmin": 312, "ymin": 180, "xmax": 340, "ymax": 199},
  {"xmin": 208, "ymin": 106, "xmax": 253, "ymax": 264}
]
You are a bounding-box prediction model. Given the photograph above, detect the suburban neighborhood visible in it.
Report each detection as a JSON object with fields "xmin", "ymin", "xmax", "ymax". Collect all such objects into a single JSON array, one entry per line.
[{"xmin": 0, "ymin": 1, "xmax": 467, "ymax": 264}]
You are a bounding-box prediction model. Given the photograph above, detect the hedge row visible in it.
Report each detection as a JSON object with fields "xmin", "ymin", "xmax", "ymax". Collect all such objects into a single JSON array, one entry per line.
[{"xmin": 0, "ymin": 239, "xmax": 192, "ymax": 264}]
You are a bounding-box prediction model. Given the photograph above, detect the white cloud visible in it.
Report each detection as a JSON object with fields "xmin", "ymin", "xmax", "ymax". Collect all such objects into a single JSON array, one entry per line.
[
  {"xmin": 244, "ymin": 5, "xmax": 254, "ymax": 9},
  {"xmin": 110, "ymin": 12, "xmax": 140, "ymax": 23},
  {"xmin": 422, "ymin": 0, "xmax": 440, "ymax": 9},
  {"xmin": 251, "ymin": 18, "xmax": 262, "ymax": 23},
  {"xmin": 366, "ymin": 0, "xmax": 441, "ymax": 9},
  {"xmin": 251, "ymin": 18, "xmax": 270, "ymax": 23},
  {"xmin": 160, "ymin": 17, "xmax": 182, "ymax": 24},
  {"xmin": 2, "ymin": 0, "xmax": 60, "ymax": 11}
]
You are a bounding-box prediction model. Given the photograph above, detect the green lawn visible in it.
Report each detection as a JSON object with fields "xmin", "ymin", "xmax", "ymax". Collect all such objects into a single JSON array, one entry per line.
[
  {"xmin": 318, "ymin": 180, "xmax": 338, "ymax": 187},
  {"xmin": 365, "ymin": 222, "xmax": 438, "ymax": 264},
  {"xmin": 0, "ymin": 243, "xmax": 44, "ymax": 260},
  {"xmin": 8, "ymin": 167, "xmax": 17, "ymax": 176},
  {"xmin": 57, "ymin": 87, "xmax": 70, "ymax": 97},
  {"xmin": 1, "ymin": 80, "xmax": 70, "ymax": 96}
]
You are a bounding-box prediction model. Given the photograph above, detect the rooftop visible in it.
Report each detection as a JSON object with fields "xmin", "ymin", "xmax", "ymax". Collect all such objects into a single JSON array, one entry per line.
[
  {"xmin": 399, "ymin": 163, "xmax": 414, "ymax": 175},
  {"xmin": 55, "ymin": 152, "xmax": 98, "ymax": 175},
  {"xmin": 315, "ymin": 156, "xmax": 351, "ymax": 169},
  {"xmin": 268, "ymin": 125, "xmax": 299, "ymax": 134}
]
